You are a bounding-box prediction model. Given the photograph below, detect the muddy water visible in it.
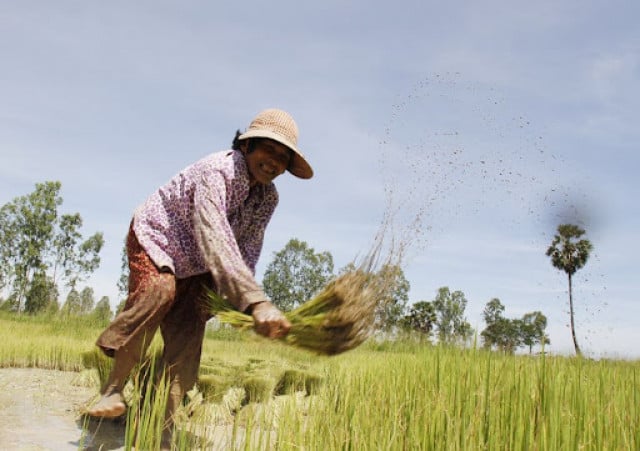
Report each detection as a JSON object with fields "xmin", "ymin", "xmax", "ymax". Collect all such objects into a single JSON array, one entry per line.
[
  {"xmin": 0, "ymin": 368, "xmax": 125, "ymax": 450},
  {"xmin": 0, "ymin": 368, "xmax": 277, "ymax": 450}
]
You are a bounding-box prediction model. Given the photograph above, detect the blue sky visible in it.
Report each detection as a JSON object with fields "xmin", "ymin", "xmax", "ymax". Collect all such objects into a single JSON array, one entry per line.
[{"xmin": 1, "ymin": 0, "xmax": 638, "ymax": 358}]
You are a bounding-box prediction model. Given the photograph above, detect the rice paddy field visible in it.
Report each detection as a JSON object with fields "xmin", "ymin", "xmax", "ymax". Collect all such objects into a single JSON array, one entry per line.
[{"xmin": 0, "ymin": 311, "xmax": 638, "ymax": 450}]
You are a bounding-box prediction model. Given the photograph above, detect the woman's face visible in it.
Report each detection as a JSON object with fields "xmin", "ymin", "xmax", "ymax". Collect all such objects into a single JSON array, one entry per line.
[{"xmin": 244, "ymin": 139, "xmax": 292, "ymax": 185}]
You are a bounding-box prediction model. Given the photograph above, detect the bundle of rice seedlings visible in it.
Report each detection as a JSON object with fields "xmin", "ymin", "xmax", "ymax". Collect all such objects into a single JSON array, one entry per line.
[
  {"xmin": 274, "ymin": 369, "xmax": 324, "ymax": 396},
  {"xmin": 241, "ymin": 375, "xmax": 277, "ymax": 404},
  {"xmin": 274, "ymin": 369, "xmax": 307, "ymax": 395},
  {"xmin": 197, "ymin": 374, "xmax": 233, "ymax": 403},
  {"xmin": 205, "ymin": 267, "xmax": 386, "ymax": 356}
]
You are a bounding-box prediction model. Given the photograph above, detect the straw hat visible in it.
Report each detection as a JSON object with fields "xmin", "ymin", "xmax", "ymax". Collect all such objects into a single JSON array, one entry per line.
[{"xmin": 238, "ymin": 108, "xmax": 313, "ymax": 179}]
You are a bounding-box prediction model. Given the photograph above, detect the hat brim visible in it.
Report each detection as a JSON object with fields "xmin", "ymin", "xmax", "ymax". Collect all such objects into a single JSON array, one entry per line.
[{"xmin": 238, "ymin": 129, "xmax": 313, "ymax": 179}]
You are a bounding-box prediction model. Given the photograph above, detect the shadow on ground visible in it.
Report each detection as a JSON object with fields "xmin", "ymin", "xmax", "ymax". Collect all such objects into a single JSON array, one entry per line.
[{"xmin": 73, "ymin": 414, "xmax": 126, "ymax": 450}]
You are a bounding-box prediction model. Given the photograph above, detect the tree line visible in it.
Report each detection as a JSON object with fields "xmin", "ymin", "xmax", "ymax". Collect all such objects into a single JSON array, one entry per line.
[
  {"xmin": 1, "ymin": 182, "xmax": 593, "ymax": 355},
  {"xmin": 0, "ymin": 182, "xmax": 106, "ymax": 316}
]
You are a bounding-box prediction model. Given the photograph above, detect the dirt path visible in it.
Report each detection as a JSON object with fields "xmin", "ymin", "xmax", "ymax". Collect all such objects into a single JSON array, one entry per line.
[{"xmin": 0, "ymin": 368, "xmax": 126, "ymax": 450}]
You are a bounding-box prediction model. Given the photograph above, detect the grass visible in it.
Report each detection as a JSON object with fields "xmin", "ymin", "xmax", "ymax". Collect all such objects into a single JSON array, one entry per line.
[
  {"xmin": 1, "ymin": 311, "xmax": 638, "ymax": 450},
  {"xmin": 0, "ymin": 311, "xmax": 100, "ymax": 370}
]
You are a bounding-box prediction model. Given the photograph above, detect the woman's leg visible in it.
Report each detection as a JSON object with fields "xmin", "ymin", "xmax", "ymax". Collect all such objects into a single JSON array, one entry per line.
[
  {"xmin": 159, "ymin": 273, "xmax": 213, "ymax": 442},
  {"xmin": 88, "ymin": 226, "xmax": 177, "ymax": 417}
]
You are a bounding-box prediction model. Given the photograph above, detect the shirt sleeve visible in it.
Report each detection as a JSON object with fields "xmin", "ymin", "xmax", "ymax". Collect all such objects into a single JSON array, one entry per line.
[{"xmin": 191, "ymin": 169, "xmax": 266, "ymax": 312}]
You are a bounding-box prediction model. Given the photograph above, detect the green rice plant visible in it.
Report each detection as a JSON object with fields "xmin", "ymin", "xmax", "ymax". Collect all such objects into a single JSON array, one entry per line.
[
  {"xmin": 81, "ymin": 348, "xmax": 114, "ymax": 389},
  {"xmin": 123, "ymin": 351, "xmax": 172, "ymax": 450},
  {"xmin": 70, "ymin": 368, "xmax": 100, "ymax": 388},
  {"xmin": 274, "ymin": 368, "xmax": 324, "ymax": 396},
  {"xmin": 268, "ymin": 346, "xmax": 640, "ymax": 450},
  {"xmin": 197, "ymin": 374, "xmax": 233, "ymax": 403},
  {"xmin": 274, "ymin": 369, "xmax": 307, "ymax": 395},
  {"xmin": 2, "ymin": 311, "xmax": 639, "ymax": 450},
  {"xmin": 242, "ymin": 375, "xmax": 277, "ymax": 405},
  {"xmin": 301, "ymin": 371, "xmax": 324, "ymax": 396},
  {"xmin": 0, "ymin": 312, "xmax": 100, "ymax": 370},
  {"xmin": 205, "ymin": 268, "xmax": 384, "ymax": 355}
]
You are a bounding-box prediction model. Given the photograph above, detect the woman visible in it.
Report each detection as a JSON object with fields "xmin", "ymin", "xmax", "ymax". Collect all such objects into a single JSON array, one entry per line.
[{"xmin": 87, "ymin": 108, "xmax": 313, "ymax": 444}]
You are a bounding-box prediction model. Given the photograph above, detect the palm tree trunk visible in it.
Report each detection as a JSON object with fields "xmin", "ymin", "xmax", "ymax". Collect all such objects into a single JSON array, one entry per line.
[{"xmin": 568, "ymin": 273, "xmax": 582, "ymax": 356}]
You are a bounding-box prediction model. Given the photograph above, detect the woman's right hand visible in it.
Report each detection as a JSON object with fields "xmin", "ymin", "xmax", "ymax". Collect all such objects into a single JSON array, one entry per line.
[{"xmin": 249, "ymin": 300, "xmax": 291, "ymax": 339}]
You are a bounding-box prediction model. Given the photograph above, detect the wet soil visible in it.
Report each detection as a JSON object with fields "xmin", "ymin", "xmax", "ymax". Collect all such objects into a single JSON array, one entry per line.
[{"xmin": 0, "ymin": 368, "xmax": 126, "ymax": 450}]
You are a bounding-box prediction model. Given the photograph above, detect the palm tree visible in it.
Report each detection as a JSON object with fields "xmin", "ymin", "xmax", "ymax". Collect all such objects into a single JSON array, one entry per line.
[{"xmin": 546, "ymin": 224, "xmax": 593, "ymax": 356}]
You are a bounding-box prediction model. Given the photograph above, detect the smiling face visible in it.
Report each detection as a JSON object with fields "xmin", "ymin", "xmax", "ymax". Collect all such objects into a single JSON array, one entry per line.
[{"xmin": 243, "ymin": 139, "xmax": 293, "ymax": 185}]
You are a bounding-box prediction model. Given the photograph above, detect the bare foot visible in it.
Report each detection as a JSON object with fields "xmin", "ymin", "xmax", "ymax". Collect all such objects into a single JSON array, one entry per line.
[{"xmin": 86, "ymin": 390, "xmax": 126, "ymax": 418}]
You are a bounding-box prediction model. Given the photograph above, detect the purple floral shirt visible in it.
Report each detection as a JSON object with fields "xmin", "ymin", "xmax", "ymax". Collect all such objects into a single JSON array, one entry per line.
[{"xmin": 132, "ymin": 150, "xmax": 278, "ymax": 311}]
